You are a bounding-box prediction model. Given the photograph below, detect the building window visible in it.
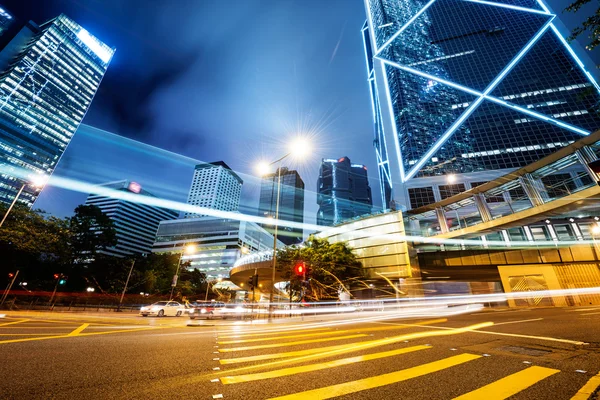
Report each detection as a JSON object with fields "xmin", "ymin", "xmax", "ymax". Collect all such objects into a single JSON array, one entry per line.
[
  {"xmin": 408, "ymin": 187, "xmax": 436, "ymax": 208},
  {"xmin": 438, "ymin": 183, "xmax": 466, "ymax": 200},
  {"xmin": 471, "ymin": 181, "xmax": 504, "ymax": 203}
]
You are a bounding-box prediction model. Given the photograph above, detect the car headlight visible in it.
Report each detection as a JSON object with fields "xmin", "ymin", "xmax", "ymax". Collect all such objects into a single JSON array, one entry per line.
[
  {"xmin": 151, "ymin": 307, "xmax": 160, "ymax": 311},
  {"xmin": 200, "ymin": 308, "xmax": 207, "ymax": 314},
  {"xmin": 140, "ymin": 307, "xmax": 147, "ymax": 311}
]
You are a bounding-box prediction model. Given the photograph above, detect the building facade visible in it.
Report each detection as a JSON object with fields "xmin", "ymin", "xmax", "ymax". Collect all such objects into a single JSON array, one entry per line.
[
  {"xmin": 258, "ymin": 167, "xmax": 304, "ymax": 245},
  {"xmin": 362, "ymin": 0, "xmax": 600, "ymax": 210},
  {"xmin": 84, "ymin": 180, "xmax": 178, "ymax": 257},
  {"xmin": 0, "ymin": 14, "xmax": 113, "ymax": 206},
  {"xmin": 185, "ymin": 161, "xmax": 242, "ymax": 218},
  {"xmin": 152, "ymin": 216, "xmax": 283, "ymax": 280},
  {"xmin": 317, "ymin": 156, "xmax": 373, "ymax": 226}
]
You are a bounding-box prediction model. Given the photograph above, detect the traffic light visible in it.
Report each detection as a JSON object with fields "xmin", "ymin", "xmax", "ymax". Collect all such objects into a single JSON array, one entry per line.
[
  {"xmin": 58, "ymin": 276, "xmax": 68, "ymax": 285},
  {"xmin": 247, "ymin": 274, "xmax": 258, "ymax": 289},
  {"xmin": 294, "ymin": 262, "xmax": 306, "ymax": 279},
  {"xmin": 53, "ymin": 273, "xmax": 60, "ymax": 280},
  {"xmin": 8, "ymin": 272, "xmax": 14, "ymax": 279}
]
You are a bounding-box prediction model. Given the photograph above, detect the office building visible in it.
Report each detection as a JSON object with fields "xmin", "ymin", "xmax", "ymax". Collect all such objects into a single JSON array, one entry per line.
[
  {"xmin": 85, "ymin": 180, "xmax": 178, "ymax": 257},
  {"xmin": 258, "ymin": 167, "xmax": 304, "ymax": 245},
  {"xmin": 0, "ymin": 6, "xmax": 14, "ymax": 37},
  {"xmin": 185, "ymin": 161, "xmax": 242, "ymax": 218},
  {"xmin": 153, "ymin": 216, "xmax": 284, "ymax": 280},
  {"xmin": 0, "ymin": 13, "xmax": 113, "ymax": 207},
  {"xmin": 317, "ymin": 156, "xmax": 373, "ymax": 226},
  {"xmin": 362, "ymin": 0, "xmax": 600, "ymax": 210}
]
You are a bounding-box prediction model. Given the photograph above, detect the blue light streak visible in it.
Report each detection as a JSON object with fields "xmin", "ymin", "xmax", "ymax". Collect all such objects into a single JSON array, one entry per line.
[{"xmin": 462, "ymin": 0, "xmax": 551, "ymax": 15}]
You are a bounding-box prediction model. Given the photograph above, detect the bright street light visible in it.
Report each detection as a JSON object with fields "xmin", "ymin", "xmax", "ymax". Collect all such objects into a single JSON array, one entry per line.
[
  {"xmin": 446, "ymin": 173, "xmax": 457, "ymax": 183},
  {"xmin": 184, "ymin": 244, "xmax": 196, "ymax": 255},
  {"xmin": 253, "ymin": 136, "xmax": 312, "ymax": 322},
  {"xmin": 0, "ymin": 173, "xmax": 48, "ymax": 228},
  {"xmin": 592, "ymin": 225, "xmax": 600, "ymax": 235}
]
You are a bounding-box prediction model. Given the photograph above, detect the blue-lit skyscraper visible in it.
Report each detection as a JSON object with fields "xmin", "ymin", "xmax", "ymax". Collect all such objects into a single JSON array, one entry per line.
[
  {"xmin": 317, "ymin": 157, "xmax": 372, "ymax": 226},
  {"xmin": 363, "ymin": 0, "xmax": 600, "ymax": 209},
  {"xmin": 0, "ymin": 14, "xmax": 114, "ymax": 206}
]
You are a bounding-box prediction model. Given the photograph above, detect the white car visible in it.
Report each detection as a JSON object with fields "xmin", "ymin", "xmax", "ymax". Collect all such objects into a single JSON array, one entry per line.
[{"xmin": 139, "ymin": 301, "xmax": 184, "ymax": 317}]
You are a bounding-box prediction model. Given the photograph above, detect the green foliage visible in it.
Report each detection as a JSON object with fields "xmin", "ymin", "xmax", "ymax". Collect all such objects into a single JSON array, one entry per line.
[
  {"xmin": 70, "ymin": 205, "xmax": 117, "ymax": 259},
  {"xmin": 565, "ymin": 0, "xmax": 600, "ymax": 52},
  {"xmin": 275, "ymin": 236, "xmax": 364, "ymax": 299}
]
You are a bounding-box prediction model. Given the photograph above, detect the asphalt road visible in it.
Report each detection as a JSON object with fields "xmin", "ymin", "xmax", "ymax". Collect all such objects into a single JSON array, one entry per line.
[{"xmin": 0, "ymin": 306, "xmax": 599, "ymax": 399}]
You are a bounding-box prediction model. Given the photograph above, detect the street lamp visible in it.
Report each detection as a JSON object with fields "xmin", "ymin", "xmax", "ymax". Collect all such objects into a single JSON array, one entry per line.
[
  {"xmin": 0, "ymin": 174, "xmax": 47, "ymax": 228},
  {"xmin": 169, "ymin": 244, "xmax": 196, "ymax": 301},
  {"xmin": 255, "ymin": 136, "xmax": 311, "ymax": 322}
]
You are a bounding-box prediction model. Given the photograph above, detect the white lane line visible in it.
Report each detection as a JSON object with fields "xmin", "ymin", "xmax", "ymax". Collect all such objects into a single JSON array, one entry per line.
[
  {"xmin": 373, "ymin": 320, "xmax": 587, "ymax": 345},
  {"xmin": 579, "ymin": 312, "xmax": 600, "ymax": 316},
  {"xmin": 469, "ymin": 309, "xmax": 531, "ymax": 315},
  {"xmin": 492, "ymin": 318, "xmax": 543, "ymax": 326}
]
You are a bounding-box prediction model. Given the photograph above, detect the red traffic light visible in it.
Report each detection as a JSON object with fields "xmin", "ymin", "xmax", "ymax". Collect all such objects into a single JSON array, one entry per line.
[
  {"xmin": 8, "ymin": 272, "xmax": 14, "ymax": 278},
  {"xmin": 294, "ymin": 263, "xmax": 305, "ymax": 276},
  {"xmin": 53, "ymin": 273, "xmax": 60, "ymax": 280}
]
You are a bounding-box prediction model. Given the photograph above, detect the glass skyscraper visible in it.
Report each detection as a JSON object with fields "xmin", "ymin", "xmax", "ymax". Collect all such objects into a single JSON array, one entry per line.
[
  {"xmin": 363, "ymin": 0, "xmax": 600, "ymax": 209},
  {"xmin": 317, "ymin": 156, "xmax": 373, "ymax": 226},
  {"xmin": 258, "ymin": 167, "xmax": 305, "ymax": 245},
  {"xmin": 0, "ymin": 14, "xmax": 114, "ymax": 206}
]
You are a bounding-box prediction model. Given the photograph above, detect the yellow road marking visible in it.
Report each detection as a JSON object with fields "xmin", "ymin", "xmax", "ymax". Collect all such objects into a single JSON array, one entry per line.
[
  {"xmin": 216, "ymin": 322, "xmax": 493, "ymax": 377},
  {"xmin": 217, "ymin": 327, "xmax": 332, "ymax": 339},
  {"xmin": 267, "ymin": 353, "xmax": 481, "ymax": 400},
  {"xmin": 0, "ymin": 319, "xmax": 29, "ymax": 327},
  {"xmin": 453, "ymin": 366, "xmax": 560, "ymax": 399},
  {"xmin": 0, "ymin": 333, "xmax": 63, "ymax": 336},
  {"xmin": 68, "ymin": 323, "xmax": 89, "ymax": 336},
  {"xmin": 221, "ymin": 344, "xmax": 431, "ymax": 384},
  {"xmin": 571, "ymin": 371, "xmax": 600, "ymax": 400},
  {"xmin": 219, "ymin": 334, "xmax": 369, "ymax": 353},
  {"xmin": 220, "ymin": 342, "xmax": 365, "ymax": 365},
  {"xmin": 0, "ymin": 326, "xmax": 163, "ymax": 345},
  {"xmin": 218, "ymin": 319, "xmax": 448, "ymax": 344},
  {"xmin": 375, "ymin": 320, "xmax": 587, "ymax": 345}
]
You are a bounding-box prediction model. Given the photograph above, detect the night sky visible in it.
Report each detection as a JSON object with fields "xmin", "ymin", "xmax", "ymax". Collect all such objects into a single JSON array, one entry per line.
[{"xmin": 3, "ymin": 0, "xmax": 600, "ymax": 224}]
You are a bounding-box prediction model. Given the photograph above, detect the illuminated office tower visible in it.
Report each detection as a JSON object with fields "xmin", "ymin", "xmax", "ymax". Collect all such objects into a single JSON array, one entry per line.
[
  {"xmin": 0, "ymin": 14, "xmax": 114, "ymax": 206},
  {"xmin": 317, "ymin": 157, "xmax": 372, "ymax": 226},
  {"xmin": 258, "ymin": 167, "xmax": 304, "ymax": 245},
  {"xmin": 185, "ymin": 161, "xmax": 242, "ymax": 218},
  {"xmin": 363, "ymin": 0, "xmax": 600, "ymax": 209}
]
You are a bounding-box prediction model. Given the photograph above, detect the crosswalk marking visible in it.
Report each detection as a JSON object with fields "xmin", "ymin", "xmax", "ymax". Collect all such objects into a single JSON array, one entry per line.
[
  {"xmin": 453, "ymin": 366, "xmax": 559, "ymax": 399},
  {"xmin": 216, "ymin": 318, "xmax": 447, "ymax": 340},
  {"xmin": 266, "ymin": 353, "xmax": 481, "ymax": 400},
  {"xmin": 219, "ymin": 342, "xmax": 365, "ymax": 365},
  {"xmin": 217, "ymin": 320, "xmax": 447, "ymax": 345},
  {"xmin": 218, "ymin": 334, "xmax": 369, "ymax": 353},
  {"xmin": 221, "ymin": 344, "xmax": 431, "ymax": 384},
  {"xmin": 571, "ymin": 371, "xmax": 600, "ymax": 400}
]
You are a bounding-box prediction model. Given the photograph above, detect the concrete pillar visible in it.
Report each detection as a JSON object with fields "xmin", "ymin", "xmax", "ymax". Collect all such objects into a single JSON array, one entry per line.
[
  {"xmin": 518, "ymin": 174, "xmax": 545, "ymax": 207},
  {"xmin": 473, "ymin": 194, "xmax": 492, "ymax": 222},
  {"xmin": 436, "ymin": 207, "xmax": 449, "ymax": 233},
  {"xmin": 575, "ymin": 147, "xmax": 600, "ymax": 183}
]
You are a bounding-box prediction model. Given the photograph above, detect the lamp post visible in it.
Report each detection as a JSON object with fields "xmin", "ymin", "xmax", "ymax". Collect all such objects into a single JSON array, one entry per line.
[
  {"xmin": 170, "ymin": 244, "xmax": 196, "ymax": 301},
  {"xmin": 255, "ymin": 137, "xmax": 311, "ymax": 322},
  {"xmin": 0, "ymin": 174, "xmax": 47, "ymax": 228}
]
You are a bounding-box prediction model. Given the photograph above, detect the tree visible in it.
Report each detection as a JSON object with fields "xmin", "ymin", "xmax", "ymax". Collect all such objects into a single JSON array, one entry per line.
[
  {"xmin": 275, "ymin": 236, "xmax": 364, "ymax": 300},
  {"xmin": 565, "ymin": 1, "xmax": 600, "ymax": 52},
  {"xmin": 70, "ymin": 205, "xmax": 117, "ymax": 260}
]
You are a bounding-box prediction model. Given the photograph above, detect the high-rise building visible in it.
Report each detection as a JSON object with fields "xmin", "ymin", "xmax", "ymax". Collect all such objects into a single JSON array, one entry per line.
[
  {"xmin": 258, "ymin": 167, "xmax": 304, "ymax": 245},
  {"xmin": 84, "ymin": 180, "xmax": 178, "ymax": 257},
  {"xmin": 185, "ymin": 161, "xmax": 242, "ymax": 218},
  {"xmin": 317, "ymin": 156, "xmax": 373, "ymax": 226},
  {"xmin": 153, "ymin": 216, "xmax": 283, "ymax": 280},
  {"xmin": 0, "ymin": 6, "xmax": 14, "ymax": 37},
  {"xmin": 0, "ymin": 13, "xmax": 114, "ymax": 207},
  {"xmin": 362, "ymin": 0, "xmax": 600, "ymax": 210}
]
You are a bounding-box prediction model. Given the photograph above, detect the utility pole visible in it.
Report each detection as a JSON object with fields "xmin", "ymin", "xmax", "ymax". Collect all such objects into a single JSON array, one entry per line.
[
  {"xmin": 117, "ymin": 260, "xmax": 135, "ymax": 312},
  {"xmin": 0, "ymin": 270, "xmax": 18, "ymax": 307}
]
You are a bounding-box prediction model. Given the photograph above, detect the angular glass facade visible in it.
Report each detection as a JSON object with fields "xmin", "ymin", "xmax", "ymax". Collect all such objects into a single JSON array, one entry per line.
[
  {"xmin": 0, "ymin": 14, "xmax": 114, "ymax": 206},
  {"xmin": 317, "ymin": 157, "xmax": 373, "ymax": 226},
  {"xmin": 363, "ymin": 0, "xmax": 600, "ymax": 208}
]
